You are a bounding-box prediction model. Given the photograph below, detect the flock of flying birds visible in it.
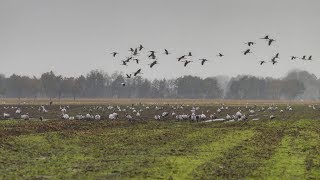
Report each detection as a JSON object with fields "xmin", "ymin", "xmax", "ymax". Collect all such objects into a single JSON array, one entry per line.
[{"xmin": 109, "ymin": 35, "xmax": 315, "ymax": 83}]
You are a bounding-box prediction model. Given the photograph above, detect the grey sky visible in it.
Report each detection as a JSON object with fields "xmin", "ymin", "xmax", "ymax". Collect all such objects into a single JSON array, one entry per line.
[{"xmin": 1, "ymin": 0, "xmax": 320, "ymax": 79}]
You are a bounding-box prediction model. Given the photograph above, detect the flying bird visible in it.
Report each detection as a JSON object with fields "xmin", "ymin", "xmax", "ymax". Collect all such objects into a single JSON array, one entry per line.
[
  {"xmin": 245, "ymin": 42, "xmax": 255, "ymax": 46},
  {"xmin": 217, "ymin": 53, "xmax": 224, "ymax": 57},
  {"xmin": 259, "ymin": 61, "xmax": 266, "ymax": 65},
  {"xmin": 301, "ymin": 56, "xmax": 307, "ymax": 60},
  {"xmin": 308, "ymin": 56, "xmax": 313, "ymax": 60},
  {"xmin": 149, "ymin": 61, "xmax": 158, "ymax": 68},
  {"xmin": 149, "ymin": 54, "xmax": 156, "ymax": 59},
  {"xmin": 134, "ymin": 69, "xmax": 142, "ymax": 76},
  {"xmin": 124, "ymin": 57, "xmax": 132, "ymax": 62},
  {"xmin": 126, "ymin": 74, "xmax": 132, "ymax": 78},
  {"xmin": 199, "ymin": 59, "xmax": 208, "ymax": 65},
  {"xmin": 111, "ymin": 52, "xmax": 118, "ymax": 57},
  {"xmin": 121, "ymin": 83, "xmax": 126, "ymax": 87},
  {"xmin": 133, "ymin": 58, "xmax": 139, "ymax": 64},
  {"xmin": 129, "ymin": 48, "xmax": 134, "ymax": 52},
  {"xmin": 243, "ymin": 49, "xmax": 252, "ymax": 55},
  {"xmin": 182, "ymin": 60, "xmax": 192, "ymax": 67},
  {"xmin": 271, "ymin": 57, "xmax": 278, "ymax": 65},
  {"xmin": 148, "ymin": 51, "xmax": 156, "ymax": 59},
  {"xmin": 274, "ymin": 53, "xmax": 279, "ymax": 59},
  {"xmin": 268, "ymin": 39, "xmax": 275, "ymax": 46},
  {"xmin": 121, "ymin": 61, "xmax": 128, "ymax": 66},
  {"xmin": 164, "ymin": 49, "xmax": 170, "ymax": 55},
  {"xmin": 139, "ymin": 44, "xmax": 144, "ymax": 51},
  {"xmin": 290, "ymin": 56, "xmax": 298, "ymax": 60},
  {"xmin": 260, "ymin": 35, "xmax": 269, "ymax": 40},
  {"xmin": 178, "ymin": 55, "xmax": 186, "ymax": 61},
  {"xmin": 132, "ymin": 48, "xmax": 139, "ymax": 56}
]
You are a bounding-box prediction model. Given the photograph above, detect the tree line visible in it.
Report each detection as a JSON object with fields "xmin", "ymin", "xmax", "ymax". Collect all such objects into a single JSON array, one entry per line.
[{"xmin": 0, "ymin": 70, "xmax": 319, "ymax": 100}]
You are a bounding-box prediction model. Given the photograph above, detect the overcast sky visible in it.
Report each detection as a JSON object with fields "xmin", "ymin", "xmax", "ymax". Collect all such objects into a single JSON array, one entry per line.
[{"xmin": 1, "ymin": 0, "xmax": 320, "ymax": 79}]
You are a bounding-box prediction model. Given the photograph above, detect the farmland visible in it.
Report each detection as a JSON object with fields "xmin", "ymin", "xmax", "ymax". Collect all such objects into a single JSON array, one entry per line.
[{"xmin": 1, "ymin": 100, "xmax": 320, "ymax": 179}]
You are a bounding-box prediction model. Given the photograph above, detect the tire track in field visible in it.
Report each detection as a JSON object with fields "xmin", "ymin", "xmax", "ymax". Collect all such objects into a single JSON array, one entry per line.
[
  {"xmin": 193, "ymin": 121, "xmax": 286, "ymax": 179},
  {"xmin": 250, "ymin": 120, "xmax": 320, "ymax": 179},
  {"xmin": 130, "ymin": 128, "xmax": 255, "ymax": 179}
]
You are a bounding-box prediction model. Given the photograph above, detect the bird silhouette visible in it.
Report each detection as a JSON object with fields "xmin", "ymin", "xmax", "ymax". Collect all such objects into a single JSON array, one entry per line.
[
  {"xmin": 111, "ymin": 52, "xmax": 118, "ymax": 57},
  {"xmin": 126, "ymin": 74, "xmax": 132, "ymax": 78},
  {"xmin": 271, "ymin": 57, "xmax": 278, "ymax": 65},
  {"xmin": 149, "ymin": 54, "xmax": 156, "ymax": 59},
  {"xmin": 199, "ymin": 59, "xmax": 208, "ymax": 65},
  {"xmin": 148, "ymin": 51, "xmax": 156, "ymax": 58},
  {"xmin": 290, "ymin": 56, "xmax": 298, "ymax": 60},
  {"xmin": 134, "ymin": 69, "xmax": 142, "ymax": 76},
  {"xmin": 124, "ymin": 57, "xmax": 132, "ymax": 62},
  {"xmin": 121, "ymin": 83, "xmax": 126, "ymax": 87},
  {"xmin": 149, "ymin": 61, "xmax": 158, "ymax": 68},
  {"xmin": 301, "ymin": 56, "xmax": 307, "ymax": 60},
  {"xmin": 274, "ymin": 53, "xmax": 279, "ymax": 59},
  {"xmin": 260, "ymin": 35, "xmax": 269, "ymax": 40},
  {"xmin": 217, "ymin": 53, "xmax": 224, "ymax": 57},
  {"xmin": 129, "ymin": 48, "xmax": 134, "ymax": 52},
  {"xmin": 133, "ymin": 58, "xmax": 139, "ymax": 64},
  {"xmin": 164, "ymin": 49, "xmax": 170, "ymax": 55},
  {"xmin": 308, "ymin": 56, "xmax": 313, "ymax": 60},
  {"xmin": 121, "ymin": 61, "xmax": 128, "ymax": 66},
  {"xmin": 259, "ymin": 61, "xmax": 266, "ymax": 65},
  {"xmin": 245, "ymin": 42, "xmax": 255, "ymax": 46},
  {"xmin": 182, "ymin": 60, "xmax": 192, "ymax": 67},
  {"xmin": 243, "ymin": 49, "xmax": 252, "ymax": 55},
  {"xmin": 133, "ymin": 48, "xmax": 139, "ymax": 56},
  {"xmin": 187, "ymin": 52, "xmax": 192, "ymax": 56},
  {"xmin": 139, "ymin": 44, "xmax": 144, "ymax": 51},
  {"xmin": 178, "ymin": 55, "xmax": 186, "ymax": 61},
  {"xmin": 268, "ymin": 39, "xmax": 275, "ymax": 46}
]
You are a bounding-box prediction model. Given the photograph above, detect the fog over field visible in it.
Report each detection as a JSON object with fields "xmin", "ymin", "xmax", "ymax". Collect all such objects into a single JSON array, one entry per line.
[{"xmin": 2, "ymin": 1, "xmax": 320, "ymax": 179}]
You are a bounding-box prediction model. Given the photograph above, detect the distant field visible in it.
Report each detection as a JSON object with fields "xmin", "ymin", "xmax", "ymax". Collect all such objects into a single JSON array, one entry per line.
[
  {"xmin": 1, "ymin": 119, "xmax": 320, "ymax": 179},
  {"xmin": 1, "ymin": 98, "xmax": 320, "ymax": 105}
]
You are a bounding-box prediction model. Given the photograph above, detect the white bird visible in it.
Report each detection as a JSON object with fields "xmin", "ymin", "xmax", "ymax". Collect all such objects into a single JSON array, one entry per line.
[
  {"xmin": 190, "ymin": 113, "xmax": 197, "ymax": 121},
  {"xmin": 95, "ymin": 115, "xmax": 101, "ymax": 120},
  {"xmin": 62, "ymin": 114, "xmax": 69, "ymax": 120},
  {"xmin": 200, "ymin": 113, "xmax": 206, "ymax": 120},
  {"xmin": 61, "ymin": 107, "xmax": 67, "ymax": 114},
  {"xmin": 154, "ymin": 115, "xmax": 161, "ymax": 120},
  {"xmin": 236, "ymin": 111, "xmax": 242, "ymax": 118},
  {"xmin": 86, "ymin": 113, "xmax": 93, "ymax": 120},
  {"xmin": 109, "ymin": 112, "xmax": 118, "ymax": 120},
  {"xmin": 21, "ymin": 114, "xmax": 29, "ymax": 120},
  {"xmin": 75, "ymin": 114, "xmax": 84, "ymax": 120},
  {"xmin": 209, "ymin": 113, "xmax": 217, "ymax": 119},
  {"xmin": 162, "ymin": 112, "xmax": 169, "ymax": 117},
  {"xmin": 3, "ymin": 113, "xmax": 10, "ymax": 119},
  {"xmin": 15, "ymin": 108, "xmax": 22, "ymax": 114},
  {"xmin": 126, "ymin": 114, "xmax": 133, "ymax": 120}
]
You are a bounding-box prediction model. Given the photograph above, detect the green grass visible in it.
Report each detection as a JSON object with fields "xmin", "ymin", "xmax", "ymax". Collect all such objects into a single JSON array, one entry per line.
[{"xmin": 1, "ymin": 119, "xmax": 320, "ymax": 179}]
